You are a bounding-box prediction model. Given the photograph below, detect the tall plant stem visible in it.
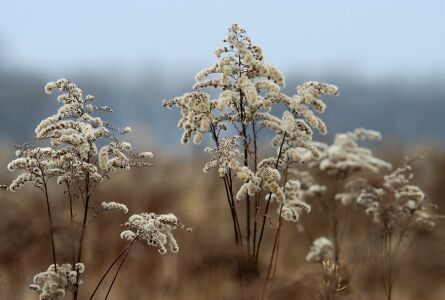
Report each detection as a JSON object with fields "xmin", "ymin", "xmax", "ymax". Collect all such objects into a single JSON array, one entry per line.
[
  {"xmin": 252, "ymin": 120, "xmax": 261, "ymax": 262},
  {"xmin": 211, "ymin": 124, "xmax": 243, "ymax": 246},
  {"xmin": 66, "ymin": 183, "xmax": 76, "ymax": 267},
  {"xmin": 42, "ymin": 180, "xmax": 58, "ymax": 272},
  {"xmin": 264, "ymin": 163, "xmax": 288, "ymax": 289},
  {"xmin": 104, "ymin": 247, "xmax": 132, "ymax": 300},
  {"xmin": 262, "ymin": 210, "xmax": 283, "ymax": 300},
  {"xmin": 236, "ymin": 51, "xmax": 252, "ymax": 257},
  {"xmin": 223, "ymin": 174, "xmax": 242, "ymax": 245},
  {"xmin": 74, "ymin": 153, "xmax": 91, "ymax": 300},
  {"xmin": 239, "ymin": 93, "xmax": 251, "ymax": 254},
  {"xmin": 384, "ymin": 227, "xmax": 393, "ymax": 300},
  {"xmin": 252, "ymin": 120, "xmax": 259, "ymax": 261},
  {"xmin": 329, "ymin": 174, "xmax": 346, "ymax": 264},
  {"xmin": 210, "ymin": 124, "xmax": 245, "ymax": 281},
  {"xmin": 77, "ymin": 173, "xmax": 90, "ymax": 263},
  {"xmin": 255, "ymin": 132, "xmax": 287, "ymax": 263},
  {"xmin": 332, "ymin": 203, "xmax": 340, "ymax": 264},
  {"xmin": 89, "ymin": 239, "xmax": 137, "ymax": 300}
]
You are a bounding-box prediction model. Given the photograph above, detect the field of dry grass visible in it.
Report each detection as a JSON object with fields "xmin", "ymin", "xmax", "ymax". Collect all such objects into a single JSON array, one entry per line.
[
  {"xmin": 0, "ymin": 1, "xmax": 443, "ymax": 298},
  {"xmin": 1, "ymin": 145, "xmax": 444, "ymax": 300}
]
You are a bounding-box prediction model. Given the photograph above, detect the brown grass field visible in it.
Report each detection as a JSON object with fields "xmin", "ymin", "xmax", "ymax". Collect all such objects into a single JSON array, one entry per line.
[{"xmin": 1, "ymin": 143, "xmax": 444, "ymax": 300}]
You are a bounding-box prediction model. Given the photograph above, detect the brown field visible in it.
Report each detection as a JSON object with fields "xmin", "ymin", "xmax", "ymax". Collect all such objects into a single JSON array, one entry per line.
[{"xmin": 1, "ymin": 144, "xmax": 444, "ymax": 300}]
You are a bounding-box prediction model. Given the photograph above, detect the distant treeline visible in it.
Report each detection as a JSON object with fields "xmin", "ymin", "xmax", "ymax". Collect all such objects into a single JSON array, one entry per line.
[{"xmin": 0, "ymin": 67, "xmax": 444, "ymax": 146}]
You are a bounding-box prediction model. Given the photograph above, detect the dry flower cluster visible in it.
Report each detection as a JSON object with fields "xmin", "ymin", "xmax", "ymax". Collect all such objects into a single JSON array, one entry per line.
[
  {"xmin": 1, "ymin": 79, "xmax": 187, "ymax": 299},
  {"xmin": 301, "ymin": 130, "xmax": 439, "ymax": 300},
  {"xmin": 121, "ymin": 212, "xmax": 191, "ymax": 254},
  {"xmin": 0, "ymin": 24, "xmax": 441, "ymax": 300},
  {"xmin": 163, "ymin": 25, "xmax": 339, "ymax": 281},
  {"xmin": 164, "ymin": 24, "xmax": 440, "ymax": 299},
  {"xmin": 29, "ymin": 263, "xmax": 85, "ymax": 300}
]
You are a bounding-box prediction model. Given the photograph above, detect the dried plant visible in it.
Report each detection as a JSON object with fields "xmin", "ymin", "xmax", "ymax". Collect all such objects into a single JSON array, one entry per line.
[
  {"xmin": 163, "ymin": 24, "xmax": 338, "ymax": 282},
  {"xmin": 346, "ymin": 161, "xmax": 438, "ymax": 300},
  {"xmin": 311, "ymin": 128, "xmax": 391, "ymax": 177},
  {"xmin": 0, "ymin": 24, "xmax": 442, "ymax": 300},
  {"xmin": 302, "ymin": 129, "xmax": 391, "ymax": 263},
  {"xmin": 120, "ymin": 212, "xmax": 191, "ymax": 254},
  {"xmin": 0, "ymin": 79, "xmax": 188, "ymax": 299},
  {"xmin": 29, "ymin": 263, "xmax": 85, "ymax": 300},
  {"xmin": 306, "ymin": 237, "xmax": 335, "ymax": 263},
  {"xmin": 296, "ymin": 130, "xmax": 441, "ymax": 299},
  {"xmin": 320, "ymin": 260, "xmax": 348, "ymax": 300},
  {"xmin": 90, "ymin": 212, "xmax": 190, "ymax": 300},
  {"xmin": 303, "ymin": 237, "xmax": 348, "ymax": 300}
]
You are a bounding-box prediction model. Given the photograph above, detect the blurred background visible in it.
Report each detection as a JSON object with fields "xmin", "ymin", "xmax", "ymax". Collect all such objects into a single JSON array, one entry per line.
[
  {"xmin": 0, "ymin": 1, "xmax": 444, "ymax": 299},
  {"xmin": 0, "ymin": 0, "xmax": 444, "ymax": 146}
]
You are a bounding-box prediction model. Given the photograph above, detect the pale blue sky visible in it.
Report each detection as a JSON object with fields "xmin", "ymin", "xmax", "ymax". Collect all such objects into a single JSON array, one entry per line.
[{"xmin": 0, "ymin": 0, "xmax": 444, "ymax": 78}]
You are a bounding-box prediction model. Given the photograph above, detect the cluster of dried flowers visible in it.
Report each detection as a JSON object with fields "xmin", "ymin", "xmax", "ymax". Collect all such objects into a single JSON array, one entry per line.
[
  {"xmin": 306, "ymin": 237, "xmax": 335, "ymax": 263},
  {"xmin": 351, "ymin": 163, "xmax": 436, "ymax": 228},
  {"xmin": 2, "ymin": 79, "xmax": 153, "ymax": 193},
  {"xmin": 163, "ymin": 26, "xmax": 439, "ymax": 298},
  {"xmin": 101, "ymin": 201, "xmax": 129, "ymax": 214},
  {"xmin": 121, "ymin": 212, "xmax": 191, "ymax": 254},
  {"xmin": 301, "ymin": 129, "xmax": 393, "ymax": 261},
  {"xmin": 310, "ymin": 128, "xmax": 392, "ymax": 177},
  {"xmin": 0, "ymin": 23, "xmax": 440, "ymax": 300},
  {"xmin": 29, "ymin": 263, "xmax": 85, "ymax": 300},
  {"xmin": 164, "ymin": 24, "xmax": 339, "ymax": 266},
  {"xmin": 309, "ymin": 130, "xmax": 437, "ymax": 232},
  {"xmin": 1, "ymin": 79, "xmax": 187, "ymax": 299},
  {"xmin": 303, "ymin": 129, "xmax": 438, "ymax": 300}
]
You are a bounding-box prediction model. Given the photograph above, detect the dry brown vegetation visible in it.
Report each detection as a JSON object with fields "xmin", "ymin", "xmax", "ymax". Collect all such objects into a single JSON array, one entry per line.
[
  {"xmin": 1, "ymin": 145, "xmax": 444, "ymax": 300},
  {"xmin": 0, "ymin": 22, "xmax": 443, "ymax": 300}
]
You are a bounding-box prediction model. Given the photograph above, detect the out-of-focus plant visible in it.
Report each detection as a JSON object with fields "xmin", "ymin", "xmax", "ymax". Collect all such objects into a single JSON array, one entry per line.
[
  {"xmin": 345, "ymin": 161, "xmax": 437, "ymax": 300},
  {"xmin": 304, "ymin": 130, "xmax": 439, "ymax": 300},
  {"xmin": 305, "ymin": 128, "xmax": 391, "ymax": 262}
]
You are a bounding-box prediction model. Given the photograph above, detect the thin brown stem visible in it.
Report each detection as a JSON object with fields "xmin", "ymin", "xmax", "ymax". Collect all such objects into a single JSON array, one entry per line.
[
  {"xmin": 332, "ymin": 203, "xmax": 340, "ymax": 264},
  {"xmin": 35, "ymin": 157, "xmax": 58, "ymax": 272},
  {"xmin": 227, "ymin": 169, "xmax": 243, "ymax": 244},
  {"xmin": 66, "ymin": 183, "xmax": 76, "ymax": 268},
  {"xmin": 252, "ymin": 121, "xmax": 259, "ymax": 261},
  {"xmin": 238, "ymin": 81, "xmax": 251, "ymax": 256},
  {"xmin": 223, "ymin": 175, "xmax": 241, "ymax": 244},
  {"xmin": 386, "ymin": 228, "xmax": 393, "ymax": 300},
  {"xmin": 262, "ymin": 210, "xmax": 282, "ymax": 300},
  {"xmin": 266, "ymin": 163, "xmax": 288, "ymax": 283},
  {"xmin": 104, "ymin": 247, "xmax": 132, "ymax": 300},
  {"xmin": 272, "ymin": 225, "xmax": 282, "ymax": 279},
  {"xmin": 255, "ymin": 132, "xmax": 286, "ymax": 262},
  {"xmin": 210, "ymin": 124, "xmax": 244, "ymax": 281},
  {"xmin": 268, "ymin": 211, "xmax": 283, "ymax": 279},
  {"xmin": 74, "ymin": 151, "xmax": 92, "ymax": 300},
  {"xmin": 210, "ymin": 124, "xmax": 243, "ymax": 245},
  {"xmin": 76, "ymin": 173, "xmax": 90, "ymax": 264},
  {"xmin": 89, "ymin": 239, "xmax": 137, "ymax": 300},
  {"xmin": 380, "ymin": 223, "xmax": 394, "ymax": 300},
  {"xmin": 327, "ymin": 173, "xmax": 346, "ymax": 264},
  {"xmin": 42, "ymin": 180, "xmax": 58, "ymax": 272}
]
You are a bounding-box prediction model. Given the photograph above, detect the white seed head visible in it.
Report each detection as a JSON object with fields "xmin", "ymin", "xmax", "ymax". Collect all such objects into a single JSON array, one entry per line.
[
  {"xmin": 306, "ymin": 237, "xmax": 334, "ymax": 263},
  {"xmin": 101, "ymin": 201, "xmax": 129, "ymax": 214}
]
